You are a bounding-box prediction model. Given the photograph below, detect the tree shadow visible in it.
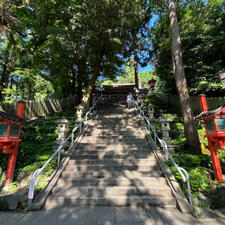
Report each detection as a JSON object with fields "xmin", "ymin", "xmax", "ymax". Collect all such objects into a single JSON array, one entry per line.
[{"xmin": 16, "ymin": 99, "xmax": 179, "ymax": 224}]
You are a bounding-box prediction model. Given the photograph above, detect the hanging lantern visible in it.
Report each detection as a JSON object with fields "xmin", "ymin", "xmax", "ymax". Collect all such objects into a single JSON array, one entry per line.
[
  {"xmin": 0, "ymin": 112, "xmax": 24, "ymax": 154},
  {"xmin": 148, "ymin": 79, "xmax": 157, "ymax": 91}
]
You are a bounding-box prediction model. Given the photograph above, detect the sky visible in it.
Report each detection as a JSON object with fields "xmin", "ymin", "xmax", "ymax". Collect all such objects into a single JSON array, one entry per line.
[
  {"xmin": 140, "ymin": 64, "xmax": 153, "ymax": 73},
  {"xmin": 138, "ymin": 14, "xmax": 158, "ymax": 73}
]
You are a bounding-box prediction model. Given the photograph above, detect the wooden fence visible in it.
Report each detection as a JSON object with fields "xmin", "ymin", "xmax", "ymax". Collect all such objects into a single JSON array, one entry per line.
[
  {"xmin": 153, "ymin": 93, "xmax": 225, "ymax": 115},
  {"xmin": 0, "ymin": 95, "xmax": 77, "ymax": 120}
]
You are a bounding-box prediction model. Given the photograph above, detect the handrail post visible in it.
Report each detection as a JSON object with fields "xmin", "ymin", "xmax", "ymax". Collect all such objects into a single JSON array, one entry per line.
[{"xmin": 57, "ymin": 151, "xmax": 61, "ymax": 168}]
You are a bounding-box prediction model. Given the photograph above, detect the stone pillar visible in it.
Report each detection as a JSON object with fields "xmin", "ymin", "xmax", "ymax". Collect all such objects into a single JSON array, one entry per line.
[
  {"xmin": 56, "ymin": 118, "xmax": 70, "ymax": 142},
  {"xmin": 91, "ymin": 94, "xmax": 96, "ymax": 106},
  {"xmin": 159, "ymin": 116, "xmax": 174, "ymax": 153},
  {"xmin": 137, "ymin": 95, "xmax": 141, "ymax": 105}
]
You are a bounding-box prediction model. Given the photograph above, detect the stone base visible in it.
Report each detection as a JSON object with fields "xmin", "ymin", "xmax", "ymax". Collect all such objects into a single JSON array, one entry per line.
[{"xmin": 162, "ymin": 139, "xmax": 174, "ymax": 154}]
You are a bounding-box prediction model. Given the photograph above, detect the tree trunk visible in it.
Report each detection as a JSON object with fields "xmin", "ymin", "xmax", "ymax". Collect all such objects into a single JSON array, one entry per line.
[
  {"xmin": 80, "ymin": 51, "xmax": 104, "ymax": 110},
  {"xmin": 77, "ymin": 63, "xmax": 85, "ymax": 104},
  {"xmin": 71, "ymin": 65, "xmax": 77, "ymax": 96},
  {"xmin": 168, "ymin": 0, "xmax": 201, "ymax": 154},
  {"xmin": 134, "ymin": 49, "xmax": 139, "ymax": 89}
]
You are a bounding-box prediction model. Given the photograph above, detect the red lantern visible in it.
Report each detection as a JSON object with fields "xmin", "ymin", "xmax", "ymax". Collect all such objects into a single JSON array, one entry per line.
[
  {"xmin": 148, "ymin": 78, "xmax": 156, "ymax": 91},
  {"xmin": 0, "ymin": 101, "xmax": 25, "ymax": 188},
  {"xmin": 197, "ymin": 95, "xmax": 225, "ymax": 181}
]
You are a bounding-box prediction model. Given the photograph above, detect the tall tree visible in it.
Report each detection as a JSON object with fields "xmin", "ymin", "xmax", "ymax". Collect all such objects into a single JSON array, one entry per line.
[
  {"xmin": 74, "ymin": 0, "xmax": 151, "ymax": 109},
  {"xmin": 150, "ymin": 0, "xmax": 225, "ymax": 95},
  {"xmin": 168, "ymin": 0, "xmax": 201, "ymax": 153}
]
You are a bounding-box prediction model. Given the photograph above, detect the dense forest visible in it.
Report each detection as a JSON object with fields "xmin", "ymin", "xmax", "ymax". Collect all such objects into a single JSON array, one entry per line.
[
  {"xmin": 0, "ymin": 0, "xmax": 151, "ymax": 102},
  {"xmin": 1, "ymin": 0, "xmax": 224, "ymax": 103},
  {"xmin": 0, "ymin": 0, "xmax": 225, "ymax": 151}
]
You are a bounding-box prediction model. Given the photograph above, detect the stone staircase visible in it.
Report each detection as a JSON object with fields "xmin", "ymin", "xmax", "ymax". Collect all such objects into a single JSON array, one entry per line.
[{"xmin": 45, "ymin": 102, "xmax": 177, "ymax": 208}]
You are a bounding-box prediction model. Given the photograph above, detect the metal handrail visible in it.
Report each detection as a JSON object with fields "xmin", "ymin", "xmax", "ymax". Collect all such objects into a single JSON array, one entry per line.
[
  {"xmin": 28, "ymin": 94, "xmax": 103, "ymax": 204},
  {"xmin": 131, "ymin": 96, "xmax": 193, "ymax": 210}
]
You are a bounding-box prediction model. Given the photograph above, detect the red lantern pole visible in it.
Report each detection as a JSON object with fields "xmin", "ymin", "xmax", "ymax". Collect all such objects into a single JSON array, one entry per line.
[
  {"xmin": 198, "ymin": 95, "xmax": 224, "ymax": 182},
  {"xmin": 198, "ymin": 94, "xmax": 208, "ymax": 112},
  {"xmin": 4, "ymin": 143, "xmax": 19, "ymax": 187},
  {"xmin": 208, "ymin": 140, "xmax": 224, "ymax": 181},
  {"xmin": 4, "ymin": 101, "xmax": 25, "ymax": 189},
  {"xmin": 17, "ymin": 101, "xmax": 25, "ymax": 118}
]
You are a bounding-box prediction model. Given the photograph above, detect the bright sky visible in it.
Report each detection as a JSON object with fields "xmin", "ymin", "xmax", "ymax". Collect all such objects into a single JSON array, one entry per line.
[
  {"xmin": 139, "ymin": 14, "xmax": 158, "ymax": 73},
  {"xmin": 139, "ymin": 64, "xmax": 153, "ymax": 73}
]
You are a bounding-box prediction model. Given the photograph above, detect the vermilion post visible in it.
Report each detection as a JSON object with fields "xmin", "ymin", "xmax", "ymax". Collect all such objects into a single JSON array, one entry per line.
[
  {"xmin": 198, "ymin": 94, "xmax": 208, "ymax": 112},
  {"xmin": 208, "ymin": 140, "xmax": 224, "ymax": 181},
  {"xmin": 17, "ymin": 101, "xmax": 25, "ymax": 118},
  {"xmin": 4, "ymin": 143, "xmax": 19, "ymax": 187},
  {"xmin": 4, "ymin": 101, "xmax": 25, "ymax": 189}
]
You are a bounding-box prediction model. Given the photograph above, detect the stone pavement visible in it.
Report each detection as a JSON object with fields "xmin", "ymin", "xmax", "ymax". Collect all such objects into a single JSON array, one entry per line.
[{"xmin": 0, "ymin": 206, "xmax": 225, "ymax": 225}]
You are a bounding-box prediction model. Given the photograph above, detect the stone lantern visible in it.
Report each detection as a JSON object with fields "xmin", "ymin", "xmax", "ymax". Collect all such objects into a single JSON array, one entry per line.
[
  {"xmin": 57, "ymin": 118, "xmax": 70, "ymax": 142},
  {"xmin": 159, "ymin": 116, "xmax": 174, "ymax": 153},
  {"xmin": 76, "ymin": 105, "xmax": 84, "ymax": 122},
  {"xmin": 219, "ymin": 71, "xmax": 225, "ymax": 83},
  {"xmin": 148, "ymin": 105, "xmax": 155, "ymax": 119}
]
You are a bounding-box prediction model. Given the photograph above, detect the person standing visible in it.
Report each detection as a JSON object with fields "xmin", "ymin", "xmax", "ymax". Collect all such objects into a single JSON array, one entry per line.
[{"xmin": 127, "ymin": 93, "xmax": 132, "ymax": 108}]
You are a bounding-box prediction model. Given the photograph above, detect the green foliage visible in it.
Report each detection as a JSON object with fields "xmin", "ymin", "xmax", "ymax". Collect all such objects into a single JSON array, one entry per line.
[
  {"xmin": 102, "ymin": 61, "xmax": 166, "ymax": 93},
  {"xmin": 2, "ymin": 69, "xmax": 54, "ymax": 102},
  {"xmin": 190, "ymin": 77, "xmax": 225, "ymax": 96},
  {"xmin": 172, "ymin": 166, "xmax": 211, "ymax": 193},
  {"xmin": 1, "ymin": 0, "xmax": 151, "ymax": 101},
  {"xmin": 102, "ymin": 60, "xmax": 159, "ymax": 89},
  {"xmin": 150, "ymin": 0, "xmax": 225, "ymax": 96},
  {"xmin": 170, "ymin": 153, "xmax": 211, "ymax": 170}
]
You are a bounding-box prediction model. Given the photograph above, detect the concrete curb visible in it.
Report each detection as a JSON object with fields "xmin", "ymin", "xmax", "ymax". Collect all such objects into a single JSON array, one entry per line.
[
  {"xmin": 138, "ymin": 117, "xmax": 193, "ymax": 214},
  {"xmin": 28, "ymin": 112, "xmax": 96, "ymax": 211},
  {"xmin": 193, "ymin": 206, "xmax": 225, "ymax": 219}
]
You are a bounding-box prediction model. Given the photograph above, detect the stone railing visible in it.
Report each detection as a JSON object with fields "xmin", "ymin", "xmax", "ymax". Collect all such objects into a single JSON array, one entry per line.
[{"xmin": 0, "ymin": 95, "xmax": 77, "ymax": 120}]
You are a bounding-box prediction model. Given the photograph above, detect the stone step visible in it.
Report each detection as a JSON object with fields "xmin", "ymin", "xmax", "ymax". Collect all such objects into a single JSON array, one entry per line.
[
  {"xmin": 52, "ymin": 186, "xmax": 172, "ymax": 196},
  {"xmin": 79, "ymin": 140, "xmax": 148, "ymax": 145},
  {"xmin": 73, "ymin": 149, "xmax": 152, "ymax": 156},
  {"xmin": 83, "ymin": 133, "xmax": 145, "ymax": 137},
  {"xmin": 78, "ymin": 143, "xmax": 149, "ymax": 148},
  {"xmin": 83, "ymin": 134, "xmax": 146, "ymax": 138},
  {"xmin": 71, "ymin": 152, "xmax": 154, "ymax": 160},
  {"xmin": 88, "ymin": 128, "xmax": 140, "ymax": 131},
  {"xmin": 91, "ymin": 122, "xmax": 139, "ymax": 125},
  {"xmin": 45, "ymin": 195, "xmax": 176, "ymax": 207},
  {"xmin": 57, "ymin": 177, "xmax": 168, "ymax": 187},
  {"xmin": 88, "ymin": 126, "xmax": 140, "ymax": 129},
  {"xmin": 64, "ymin": 164, "xmax": 161, "ymax": 172},
  {"xmin": 61, "ymin": 170, "xmax": 163, "ymax": 178},
  {"xmin": 88, "ymin": 124, "xmax": 140, "ymax": 128},
  {"xmin": 84, "ymin": 131, "xmax": 144, "ymax": 135},
  {"xmin": 80, "ymin": 137, "xmax": 147, "ymax": 142},
  {"xmin": 67, "ymin": 158, "xmax": 158, "ymax": 166},
  {"xmin": 77, "ymin": 145, "xmax": 150, "ymax": 150}
]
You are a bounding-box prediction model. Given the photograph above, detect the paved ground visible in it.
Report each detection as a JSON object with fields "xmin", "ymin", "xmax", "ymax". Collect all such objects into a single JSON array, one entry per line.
[{"xmin": 0, "ymin": 206, "xmax": 225, "ymax": 225}]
